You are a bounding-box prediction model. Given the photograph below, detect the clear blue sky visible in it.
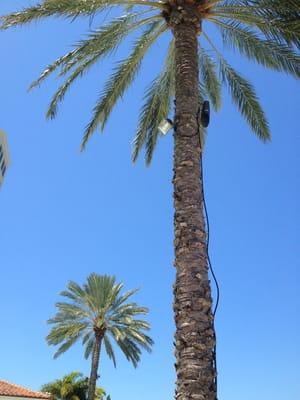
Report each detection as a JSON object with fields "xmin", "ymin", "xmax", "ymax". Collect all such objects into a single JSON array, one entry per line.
[{"xmin": 0, "ymin": 1, "xmax": 299, "ymax": 399}]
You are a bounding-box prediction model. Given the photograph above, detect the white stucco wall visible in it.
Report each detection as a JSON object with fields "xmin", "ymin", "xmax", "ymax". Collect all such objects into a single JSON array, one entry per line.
[{"xmin": 0, "ymin": 396, "xmax": 43, "ymax": 400}]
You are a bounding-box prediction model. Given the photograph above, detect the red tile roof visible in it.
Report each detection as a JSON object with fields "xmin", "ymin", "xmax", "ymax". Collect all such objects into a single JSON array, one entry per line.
[{"xmin": 0, "ymin": 381, "xmax": 51, "ymax": 399}]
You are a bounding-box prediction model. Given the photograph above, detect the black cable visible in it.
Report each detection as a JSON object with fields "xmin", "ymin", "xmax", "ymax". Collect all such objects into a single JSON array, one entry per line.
[
  {"xmin": 200, "ymin": 152, "xmax": 220, "ymax": 399},
  {"xmin": 201, "ymin": 154, "xmax": 220, "ymax": 317}
]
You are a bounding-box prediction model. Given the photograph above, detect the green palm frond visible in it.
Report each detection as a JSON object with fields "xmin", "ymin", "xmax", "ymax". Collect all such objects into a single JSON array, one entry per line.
[
  {"xmin": 220, "ymin": 14, "xmax": 300, "ymax": 49},
  {"xmin": 110, "ymin": 304, "xmax": 149, "ymax": 319},
  {"xmin": 69, "ymin": 395, "xmax": 80, "ymax": 400},
  {"xmin": 85, "ymin": 274, "xmax": 116, "ymax": 311},
  {"xmin": 199, "ymin": 46, "xmax": 221, "ymax": 111},
  {"xmin": 58, "ymin": 13, "xmax": 162, "ymax": 76},
  {"xmin": 218, "ymin": 0, "xmax": 300, "ymax": 15},
  {"xmin": 47, "ymin": 322, "xmax": 89, "ymax": 343},
  {"xmin": 95, "ymin": 387, "xmax": 106, "ymax": 400},
  {"xmin": 108, "ymin": 315, "xmax": 153, "ymax": 365},
  {"xmin": 28, "ymin": 50, "xmax": 79, "ymax": 91},
  {"xmin": 66, "ymin": 280, "xmax": 88, "ymax": 299},
  {"xmin": 214, "ymin": 1, "xmax": 300, "ymax": 47},
  {"xmin": 82, "ymin": 332, "xmax": 92, "ymax": 345},
  {"xmin": 103, "ymin": 335, "xmax": 117, "ymax": 367},
  {"xmin": 114, "ymin": 337, "xmax": 141, "ymax": 368},
  {"xmin": 61, "ymin": 383, "xmax": 74, "ymax": 398},
  {"xmin": 215, "ymin": 20, "xmax": 300, "ymax": 78},
  {"xmin": 0, "ymin": 0, "xmax": 164, "ymax": 29},
  {"xmin": 220, "ymin": 58, "xmax": 270, "ymax": 141},
  {"xmin": 61, "ymin": 281, "xmax": 91, "ymax": 311},
  {"xmin": 110, "ymin": 288, "xmax": 139, "ymax": 309},
  {"xmin": 132, "ymin": 39, "xmax": 175, "ymax": 164},
  {"xmin": 246, "ymin": 0, "xmax": 300, "ymax": 14},
  {"xmin": 81, "ymin": 21, "xmax": 166, "ymax": 150},
  {"xmin": 84, "ymin": 337, "xmax": 95, "ymax": 359},
  {"xmin": 30, "ymin": 12, "xmax": 161, "ymax": 96},
  {"xmin": 204, "ymin": 32, "xmax": 270, "ymax": 140},
  {"xmin": 53, "ymin": 334, "xmax": 83, "ymax": 359},
  {"xmin": 0, "ymin": 0, "xmax": 104, "ymax": 28},
  {"xmin": 122, "ymin": 327, "xmax": 153, "ymax": 349},
  {"xmin": 54, "ymin": 302, "xmax": 90, "ymax": 318},
  {"xmin": 29, "ymin": 13, "xmax": 139, "ymax": 90},
  {"xmin": 41, "ymin": 382, "xmax": 62, "ymax": 397}
]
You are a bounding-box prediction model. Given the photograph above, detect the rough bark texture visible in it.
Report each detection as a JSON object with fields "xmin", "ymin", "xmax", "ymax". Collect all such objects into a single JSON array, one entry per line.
[
  {"xmin": 172, "ymin": 18, "xmax": 216, "ymax": 400},
  {"xmin": 87, "ymin": 334, "xmax": 102, "ymax": 400}
]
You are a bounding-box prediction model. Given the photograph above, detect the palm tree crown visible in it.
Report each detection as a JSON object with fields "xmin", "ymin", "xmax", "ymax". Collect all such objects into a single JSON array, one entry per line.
[
  {"xmin": 1, "ymin": 0, "xmax": 299, "ymax": 162},
  {"xmin": 41, "ymin": 372, "xmax": 106, "ymax": 400},
  {"xmin": 46, "ymin": 274, "xmax": 153, "ymax": 367}
]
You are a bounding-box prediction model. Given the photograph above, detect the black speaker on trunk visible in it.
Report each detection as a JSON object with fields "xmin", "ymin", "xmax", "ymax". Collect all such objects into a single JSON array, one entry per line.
[{"xmin": 200, "ymin": 101, "xmax": 210, "ymax": 128}]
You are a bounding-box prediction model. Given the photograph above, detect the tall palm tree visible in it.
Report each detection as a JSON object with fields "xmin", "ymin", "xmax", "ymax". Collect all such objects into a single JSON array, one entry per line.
[
  {"xmin": 1, "ymin": 2, "xmax": 299, "ymax": 399},
  {"xmin": 46, "ymin": 274, "xmax": 153, "ymax": 400},
  {"xmin": 41, "ymin": 372, "xmax": 107, "ymax": 400}
]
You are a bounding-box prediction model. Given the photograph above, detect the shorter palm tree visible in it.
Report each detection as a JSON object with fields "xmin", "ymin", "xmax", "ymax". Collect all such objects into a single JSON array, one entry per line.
[
  {"xmin": 41, "ymin": 372, "xmax": 107, "ymax": 400},
  {"xmin": 47, "ymin": 274, "xmax": 153, "ymax": 400}
]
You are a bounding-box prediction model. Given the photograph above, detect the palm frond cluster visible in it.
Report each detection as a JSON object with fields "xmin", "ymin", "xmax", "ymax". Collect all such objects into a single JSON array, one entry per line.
[
  {"xmin": 47, "ymin": 274, "xmax": 153, "ymax": 368},
  {"xmin": 41, "ymin": 372, "xmax": 106, "ymax": 400},
  {"xmin": 1, "ymin": 0, "xmax": 299, "ymax": 161}
]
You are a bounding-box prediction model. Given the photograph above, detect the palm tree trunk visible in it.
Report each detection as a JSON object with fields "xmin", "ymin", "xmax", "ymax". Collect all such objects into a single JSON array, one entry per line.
[
  {"xmin": 87, "ymin": 335, "xmax": 102, "ymax": 400},
  {"xmin": 172, "ymin": 17, "xmax": 216, "ymax": 400}
]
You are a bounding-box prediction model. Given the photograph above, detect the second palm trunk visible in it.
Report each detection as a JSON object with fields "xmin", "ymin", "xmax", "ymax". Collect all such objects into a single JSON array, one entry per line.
[
  {"xmin": 172, "ymin": 19, "xmax": 216, "ymax": 400},
  {"xmin": 87, "ymin": 334, "xmax": 102, "ymax": 400}
]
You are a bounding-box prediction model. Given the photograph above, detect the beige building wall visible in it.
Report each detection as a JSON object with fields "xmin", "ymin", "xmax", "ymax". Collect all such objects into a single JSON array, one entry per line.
[
  {"xmin": 0, "ymin": 130, "xmax": 10, "ymax": 186},
  {"xmin": 0, "ymin": 397, "xmax": 43, "ymax": 400}
]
